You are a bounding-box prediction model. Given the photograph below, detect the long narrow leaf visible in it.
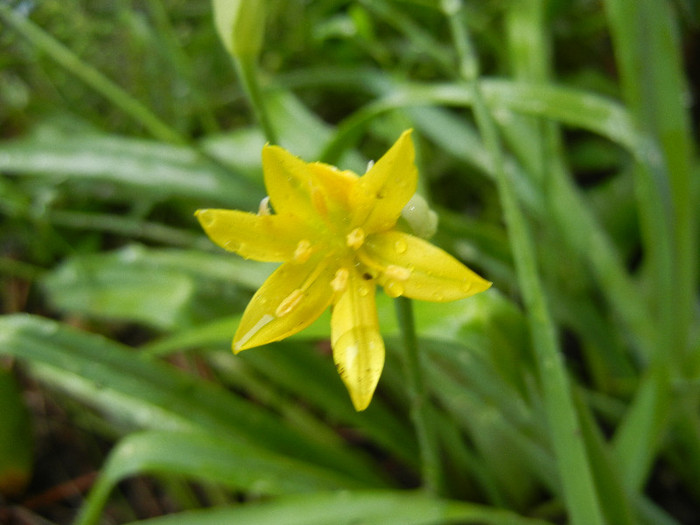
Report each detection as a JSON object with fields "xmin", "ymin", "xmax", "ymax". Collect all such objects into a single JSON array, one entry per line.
[
  {"xmin": 75, "ymin": 429, "xmax": 369, "ymax": 525},
  {"xmin": 0, "ymin": 314, "xmax": 387, "ymax": 486},
  {"xmin": 0, "ymin": 133, "xmax": 262, "ymax": 207},
  {"xmin": 122, "ymin": 490, "xmax": 556, "ymax": 525}
]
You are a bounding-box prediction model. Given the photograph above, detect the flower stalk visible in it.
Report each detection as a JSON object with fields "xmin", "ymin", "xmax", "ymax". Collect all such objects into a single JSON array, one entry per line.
[{"xmin": 395, "ymin": 296, "xmax": 443, "ymax": 495}]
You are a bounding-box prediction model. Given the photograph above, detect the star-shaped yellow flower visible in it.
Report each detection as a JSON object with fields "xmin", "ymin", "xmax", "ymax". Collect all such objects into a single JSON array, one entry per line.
[{"xmin": 196, "ymin": 130, "xmax": 491, "ymax": 410}]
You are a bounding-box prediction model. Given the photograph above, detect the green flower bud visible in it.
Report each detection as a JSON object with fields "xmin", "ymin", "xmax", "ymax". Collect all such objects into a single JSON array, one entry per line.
[
  {"xmin": 401, "ymin": 193, "xmax": 439, "ymax": 239},
  {"xmin": 212, "ymin": 0, "xmax": 266, "ymax": 58}
]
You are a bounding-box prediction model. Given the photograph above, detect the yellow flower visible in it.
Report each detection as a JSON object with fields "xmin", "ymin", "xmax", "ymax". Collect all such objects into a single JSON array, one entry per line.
[{"xmin": 196, "ymin": 130, "xmax": 491, "ymax": 410}]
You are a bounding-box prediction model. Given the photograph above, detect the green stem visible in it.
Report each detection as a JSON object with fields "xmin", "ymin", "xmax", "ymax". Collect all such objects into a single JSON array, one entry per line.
[
  {"xmin": 235, "ymin": 55, "xmax": 278, "ymax": 144},
  {"xmin": 0, "ymin": 257, "xmax": 46, "ymax": 281},
  {"xmin": 394, "ymin": 296, "xmax": 443, "ymax": 495},
  {"xmin": 443, "ymin": 2, "xmax": 604, "ymax": 524}
]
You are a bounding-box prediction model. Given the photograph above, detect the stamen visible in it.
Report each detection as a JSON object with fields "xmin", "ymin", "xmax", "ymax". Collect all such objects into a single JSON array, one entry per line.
[
  {"xmin": 384, "ymin": 264, "xmax": 412, "ymax": 281},
  {"xmin": 294, "ymin": 239, "xmax": 313, "ymax": 263},
  {"xmin": 275, "ymin": 289, "xmax": 304, "ymax": 317},
  {"xmin": 257, "ymin": 196, "xmax": 271, "ymax": 216},
  {"xmin": 346, "ymin": 228, "xmax": 366, "ymax": 249},
  {"xmin": 331, "ymin": 268, "xmax": 349, "ymax": 292}
]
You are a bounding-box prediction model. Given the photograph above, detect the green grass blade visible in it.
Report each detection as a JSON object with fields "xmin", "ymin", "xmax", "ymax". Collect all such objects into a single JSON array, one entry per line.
[
  {"xmin": 120, "ymin": 490, "xmax": 556, "ymax": 525},
  {"xmin": 0, "ymin": 370, "xmax": 33, "ymax": 497},
  {"xmin": 75, "ymin": 429, "xmax": 370, "ymax": 525},
  {"xmin": 238, "ymin": 340, "xmax": 419, "ymax": 468},
  {"xmin": 604, "ymin": 0, "xmax": 697, "ymax": 491},
  {"xmin": 0, "ymin": 4, "xmax": 184, "ymax": 144},
  {"xmin": 604, "ymin": 0, "xmax": 696, "ymax": 352},
  {"xmin": 443, "ymin": 5, "xmax": 605, "ymax": 524},
  {"xmin": 0, "ymin": 314, "xmax": 388, "ymax": 487},
  {"xmin": 0, "ymin": 132, "xmax": 263, "ymax": 207}
]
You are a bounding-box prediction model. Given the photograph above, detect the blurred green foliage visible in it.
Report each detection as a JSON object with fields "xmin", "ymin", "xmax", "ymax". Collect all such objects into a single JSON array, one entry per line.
[{"xmin": 0, "ymin": 1, "xmax": 697, "ymax": 524}]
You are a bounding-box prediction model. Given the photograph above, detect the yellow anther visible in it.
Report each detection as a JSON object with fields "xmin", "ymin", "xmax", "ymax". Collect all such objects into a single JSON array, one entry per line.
[
  {"xmin": 384, "ymin": 264, "xmax": 412, "ymax": 281},
  {"xmin": 346, "ymin": 228, "xmax": 366, "ymax": 249},
  {"xmin": 275, "ymin": 289, "xmax": 304, "ymax": 317},
  {"xmin": 331, "ymin": 268, "xmax": 349, "ymax": 292},
  {"xmin": 294, "ymin": 239, "xmax": 313, "ymax": 263}
]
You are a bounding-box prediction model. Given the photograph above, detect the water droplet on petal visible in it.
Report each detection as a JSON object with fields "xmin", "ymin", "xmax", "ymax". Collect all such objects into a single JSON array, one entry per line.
[
  {"xmin": 384, "ymin": 280, "xmax": 404, "ymax": 298},
  {"xmin": 358, "ymin": 283, "xmax": 371, "ymax": 297},
  {"xmin": 394, "ymin": 239, "xmax": 408, "ymax": 254},
  {"xmin": 224, "ymin": 240, "xmax": 241, "ymax": 252},
  {"xmin": 198, "ymin": 211, "xmax": 215, "ymax": 227}
]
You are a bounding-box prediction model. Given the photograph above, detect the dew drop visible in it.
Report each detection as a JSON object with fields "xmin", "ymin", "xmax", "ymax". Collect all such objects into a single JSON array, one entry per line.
[
  {"xmin": 384, "ymin": 280, "xmax": 404, "ymax": 298},
  {"xmin": 224, "ymin": 240, "xmax": 241, "ymax": 252},
  {"xmin": 198, "ymin": 211, "xmax": 215, "ymax": 227},
  {"xmin": 394, "ymin": 239, "xmax": 407, "ymax": 254},
  {"xmin": 358, "ymin": 284, "xmax": 370, "ymax": 297},
  {"xmin": 431, "ymin": 291, "xmax": 445, "ymax": 301}
]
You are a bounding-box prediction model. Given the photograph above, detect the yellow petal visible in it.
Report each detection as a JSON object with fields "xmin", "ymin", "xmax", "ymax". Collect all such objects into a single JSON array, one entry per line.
[
  {"xmin": 363, "ymin": 231, "xmax": 492, "ymax": 301},
  {"xmin": 196, "ymin": 209, "xmax": 307, "ymax": 262},
  {"xmin": 331, "ymin": 269, "xmax": 385, "ymax": 411},
  {"xmin": 262, "ymin": 145, "xmax": 320, "ymax": 225},
  {"xmin": 351, "ymin": 129, "xmax": 418, "ymax": 234},
  {"xmin": 233, "ymin": 258, "xmax": 336, "ymax": 351},
  {"xmin": 307, "ymin": 162, "xmax": 358, "ymax": 225}
]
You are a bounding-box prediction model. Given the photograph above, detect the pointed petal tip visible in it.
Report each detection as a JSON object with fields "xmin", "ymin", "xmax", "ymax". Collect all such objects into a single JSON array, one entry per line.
[
  {"xmin": 261, "ymin": 143, "xmax": 290, "ymax": 160},
  {"xmin": 457, "ymin": 276, "xmax": 492, "ymax": 300},
  {"xmin": 350, "ymin": 394, "xmax": 372, "ymax": 411},
  {"xmin": 195, "ymin": 209, "xmax": 216, "ymax": 228},
  {"xmin": 232, "ymin": 339, "xmax": 245, "ymax": 354}
]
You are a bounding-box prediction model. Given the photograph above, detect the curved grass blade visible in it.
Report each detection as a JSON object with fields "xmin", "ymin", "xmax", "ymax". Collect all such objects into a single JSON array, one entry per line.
[
  {"xmin": 0, "ymin": 133, "xmax": 262, "ymax": 208},
  {"xmin": 75, "ymin": 429, "xmax": 369, "ymax": 525},
  {"xmin": 0, "ymin": 314, "xmax": 388, "ymax": 487},
  {"xmin": 121, "ymin": 490, "xmax": 556, "ymax": 525}
]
